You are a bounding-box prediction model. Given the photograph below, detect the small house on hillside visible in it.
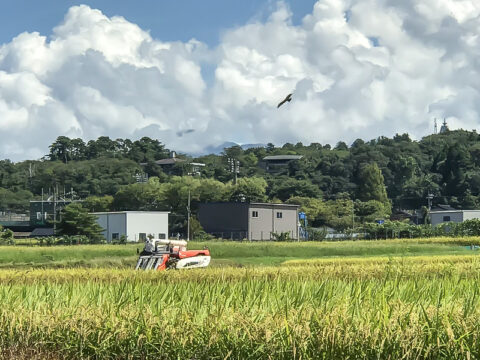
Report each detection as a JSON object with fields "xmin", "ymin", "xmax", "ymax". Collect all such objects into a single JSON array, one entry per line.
[
  {"xmin": 260, "ymin": 155, "xmax": 303, "ymax": 173},
  {"xmin": 140, "ymin": 151, "xmax": 205, "ymax": 176}
]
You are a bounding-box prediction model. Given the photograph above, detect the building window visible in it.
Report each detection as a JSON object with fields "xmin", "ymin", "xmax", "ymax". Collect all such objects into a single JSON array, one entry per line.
[
  {"xmin": 139, "ymin": 233, "xmax": 147, "ymax": 241},
  {"xmin": 252, "ymin": 211, "xmax": 258, "ymax": 218},
  {"xmin": 443, "ymin": 216, "xmax": 451, "ymax": 222},
  {"xmin": 276, "ymin": 212, "xmax": 283, "ymax": 219},
  {"xmin": 158, "ymin": 233, "xmax": 166, "ymax": 239},
  {"xmin": 112, "ymin": 233, "xmax": 119, "ymax": 240}
]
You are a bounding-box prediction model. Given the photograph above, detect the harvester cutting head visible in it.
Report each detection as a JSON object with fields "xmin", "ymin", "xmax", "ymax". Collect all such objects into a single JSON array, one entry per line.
[{"xmin": 135, "ymin": 239, "xmax": 211, "ymax": 271}]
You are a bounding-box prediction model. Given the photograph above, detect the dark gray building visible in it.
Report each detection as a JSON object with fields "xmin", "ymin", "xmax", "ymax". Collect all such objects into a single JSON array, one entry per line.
[{"xmin": 197, "ymin": 202, "xmax": 299, "ymax": 240}]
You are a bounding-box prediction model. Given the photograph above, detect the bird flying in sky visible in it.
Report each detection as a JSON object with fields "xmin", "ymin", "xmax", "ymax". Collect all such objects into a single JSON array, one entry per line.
[{"xmin": 277, "ymin": 93, "xmax": 293, "ymax": 108}]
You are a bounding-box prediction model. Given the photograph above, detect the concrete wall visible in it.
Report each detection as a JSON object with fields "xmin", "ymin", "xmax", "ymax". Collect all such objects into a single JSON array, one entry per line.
[
  {"xmin": 272, "ymin": 205, "xmax": 298, "ymax": 239},
  {"xmin": 430, "ymin": 211, "xmax": 463, "ymax": 226},
  {"xmin": 94, "ymin": 213, "xmax": 126, "ymax": 241},
  {"xmin": 248, "ymin": 206, "xmax": 274, "ymax": 240},
  {"xmin": 462, "ymin": 211, "xmax": 480, "ymax": 221},
  {"xmin": 93, "ymin": 212, "xmax": 168, "ymax": 242},
  {"xmin": 248, "ymin": 204, "xmax": 298, "ymax": 240},
  {"xmin": 126, "ymin": 212, "xmax": 169, "ymax": 242}
]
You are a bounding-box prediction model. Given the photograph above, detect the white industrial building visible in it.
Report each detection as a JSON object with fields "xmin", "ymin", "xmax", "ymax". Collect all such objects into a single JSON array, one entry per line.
[
  {"xmin": 430, "ymin": 210, "xmax": 480, "ymax": 226},
  {"xmin": 91, "ymin": 211, "xmax": 169, "ymax": 242}
]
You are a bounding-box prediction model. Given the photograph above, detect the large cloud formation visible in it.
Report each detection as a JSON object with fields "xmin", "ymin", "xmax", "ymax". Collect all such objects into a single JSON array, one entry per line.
[{"xmin": 1, "ymin": 1, "xmax": 479, "ymax": 160}]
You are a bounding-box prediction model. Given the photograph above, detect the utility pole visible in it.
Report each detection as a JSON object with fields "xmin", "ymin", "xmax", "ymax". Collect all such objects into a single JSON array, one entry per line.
[
  {"xmin": 186, "ymin": 190, "xmax": 191, "ymax": 241},
  {"xmin": 53, "ymin": 185, "xmax": 57, "ymax": 235},
  {"xmin": 41, "ymin": 188, "xmax": 44, "ymax": 224},
  {"xmin": 426, "ymin": 193, "xmax": 434, "ymax": 211},
  {"xmin": 227, "ymin": 158, "xmax": 240, "ymax": 185},
  {"xmin": 426, "ymin": 193, "xmax": 434, "ymax": 225},
  {"xmin": 352, "ymin": 201, "xmax": 355, "ymax": 230}
]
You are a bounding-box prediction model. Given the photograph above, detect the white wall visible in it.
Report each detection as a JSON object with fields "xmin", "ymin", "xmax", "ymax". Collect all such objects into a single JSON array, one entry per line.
[
  {"xmin": 248, "ymin": 207, "xmax": 274, "ymax": 240},
  {"xmin": 93, "ymin": 212, "xmax": 169, "ymax": 242},
  {"xmin": 462, "ymin": 211, "xmax": 480, "ymax": 221},
  {"xmin": 248, "ymin": 205, "xmax": 298, "ymax": 240},
  {"xmin": 126, "ymin": 212, "xmax": 169, "ymax": 242},
  {"xmin": 273, "ymin": 206, "xmax": 298, "ymax": 240},
  {"xmin": 430, "ymin": 211, "xmax": 463, "ymax": 226},
  {"xmin": 94, "ymin": 213, "xmax": 126, "ymax": 241}
]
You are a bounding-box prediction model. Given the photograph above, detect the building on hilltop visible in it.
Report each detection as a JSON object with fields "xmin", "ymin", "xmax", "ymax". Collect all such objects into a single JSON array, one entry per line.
[
  {"xmin": 439, "ymin": 118, "xmax": 449, "ymax": 134},
  {"xmin": 140, "ymin": 151, "xmax": 205, "ymax": 176},
  {"xmin": 260, "ymin": 155, "xmax": 303, "ymax": 173}
]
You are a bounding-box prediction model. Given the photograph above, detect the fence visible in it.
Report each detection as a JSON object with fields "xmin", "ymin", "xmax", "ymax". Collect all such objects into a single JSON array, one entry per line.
[{"xmin": 0, "ymin": 214, "xmax": 29, "ymax": 222}]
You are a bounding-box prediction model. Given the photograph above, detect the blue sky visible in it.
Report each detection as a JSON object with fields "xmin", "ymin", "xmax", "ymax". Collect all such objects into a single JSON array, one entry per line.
[
  {"xmin": 0, "ymin": 1, "xmax": 317, "ymax": 46},
  {"xmin": 0, "ymin": 0, "xmax": 479, "ymax": 160}
]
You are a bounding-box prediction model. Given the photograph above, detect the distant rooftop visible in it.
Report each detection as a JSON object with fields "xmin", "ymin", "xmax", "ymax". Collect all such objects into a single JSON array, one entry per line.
[
  {"xmin": 430, "ymin": 209, "xmax": 480, "ymax": 213},
  {"xmin": 153, "ymin": 158, "xmax": 186, "ymax": 165},
  {"xmin": 431, "ymin": 204, "xmax": 455, "ymax": 211},
  {"xmin": 31, "ymin": 228, "xmax": 54, "ymax": 237},
  {"xmin": 140, "ymin": 158, "xmax": 205, "ymax": 166},
  {"xmin": 199, "ymin": 202, "xmax": 299, "ymax": 208},
  {"xmin": 263, "ymin": 155, "xmax": 303, "ymax": 161},
  {"xmin": 90, "ymin": 211, "xmax": 170, "ymax": 215}
]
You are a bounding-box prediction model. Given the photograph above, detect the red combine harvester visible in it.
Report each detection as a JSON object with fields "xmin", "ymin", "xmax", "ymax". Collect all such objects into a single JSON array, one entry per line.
[{"xmin": 135, "ymin": 239, "xmax": 211, "ymax": 271}]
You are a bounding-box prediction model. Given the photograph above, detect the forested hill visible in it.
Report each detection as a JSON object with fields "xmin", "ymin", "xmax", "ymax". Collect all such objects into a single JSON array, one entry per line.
[{"xmin": 1, "ymin": 130, "xmax": 479, "ymax": 221}]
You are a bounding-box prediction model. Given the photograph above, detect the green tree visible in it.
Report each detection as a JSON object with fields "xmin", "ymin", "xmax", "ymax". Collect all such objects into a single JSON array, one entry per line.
[
  {"xmin": 269, "ymin": 178, "xmax": 322, "ymax": 202},
  {"xmin": 356, "ymin": 163, "xmax": 390, "ymax": 211},
  {"xmin": 84, "ymin": 195, "xmax": 114, "ymax": 212},
  {"xmin": 189, "ymin": 216, "xmax": 205, "ymax": 240},
  {"xmin": 57, "ymin": 203, "xmax": 105, "ymax": 243},
  {"xmin": 113, "ymin": 178, "xmax": 166, "ymax": 211},
  {"xmin": 0, "ymin": 228, "xmax": 14, "ymax": 245},
  {"xmin": 355, "ymin": 200, "xmax": 390, "ymax": 223},
  {"xmin": 49, "ymin": 136, "xmax": 72, "ymax": 163},
  {"xmin": 323, "ymin": 198, "xmax": 355, "ymax": 231},
  {"xmin": 0, "ymin": 188, "xmax": 33, "ymax": 213},
  {"xmin": 227, "ymin": 177, "xmax": 267, "ymax": 202},
  {"xmin": 286, "ymin": 196, "xmax": 328, "ymax": 227}
]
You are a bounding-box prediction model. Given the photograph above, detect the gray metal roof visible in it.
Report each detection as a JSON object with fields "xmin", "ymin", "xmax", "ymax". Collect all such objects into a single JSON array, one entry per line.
[
  {"xmin": 430, "ymin": 210, "xmax": 480, "ymax": 214},
  {"xmin": 31, "ymin": 228, "xmax": 54, "ymax": 236},
  {"xmin": 154, "ymin": 158, "xmax": 186, "ymax": 165},
  {"xmin": 140, "ymin": 159, "xmax": 205, "ymax": 166},
  {"xmin": 90, "ymin": 211, "xmax": 170, "ymax": 215},
  {"xmin": 199, "ymin": 202, "xmax": 299, "ymax": 208},
  {"xmin": 263, "ymin": 155, "xmax": 303, "ymax": 161},
  {"xmin": 250, "ymin": 202, "xmax": 300, "ymax": 208}
]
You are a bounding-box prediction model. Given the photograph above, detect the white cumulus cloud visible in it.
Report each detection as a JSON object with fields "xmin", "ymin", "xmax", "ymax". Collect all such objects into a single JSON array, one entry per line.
[{"xmin": 0, "ymin": 1, "xmax": 479, "ymax": 160}]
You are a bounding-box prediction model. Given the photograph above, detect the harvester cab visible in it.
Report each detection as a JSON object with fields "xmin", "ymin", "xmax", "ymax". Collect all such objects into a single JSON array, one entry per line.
[{"xmin": 135, "ymin": 239, "xmax": 211, "ymax": 271}]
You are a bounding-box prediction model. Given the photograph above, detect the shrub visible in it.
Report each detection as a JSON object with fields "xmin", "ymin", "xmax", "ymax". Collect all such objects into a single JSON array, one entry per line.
[{"xmin": 271, "ymin": 231, "xmax": 291, "ymax": 241}]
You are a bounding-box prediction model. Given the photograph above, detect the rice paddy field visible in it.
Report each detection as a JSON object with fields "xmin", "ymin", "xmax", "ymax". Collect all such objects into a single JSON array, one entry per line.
[{"xmin": 2, "ymin": 238, "xmax": 480, "ymax": 359}]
